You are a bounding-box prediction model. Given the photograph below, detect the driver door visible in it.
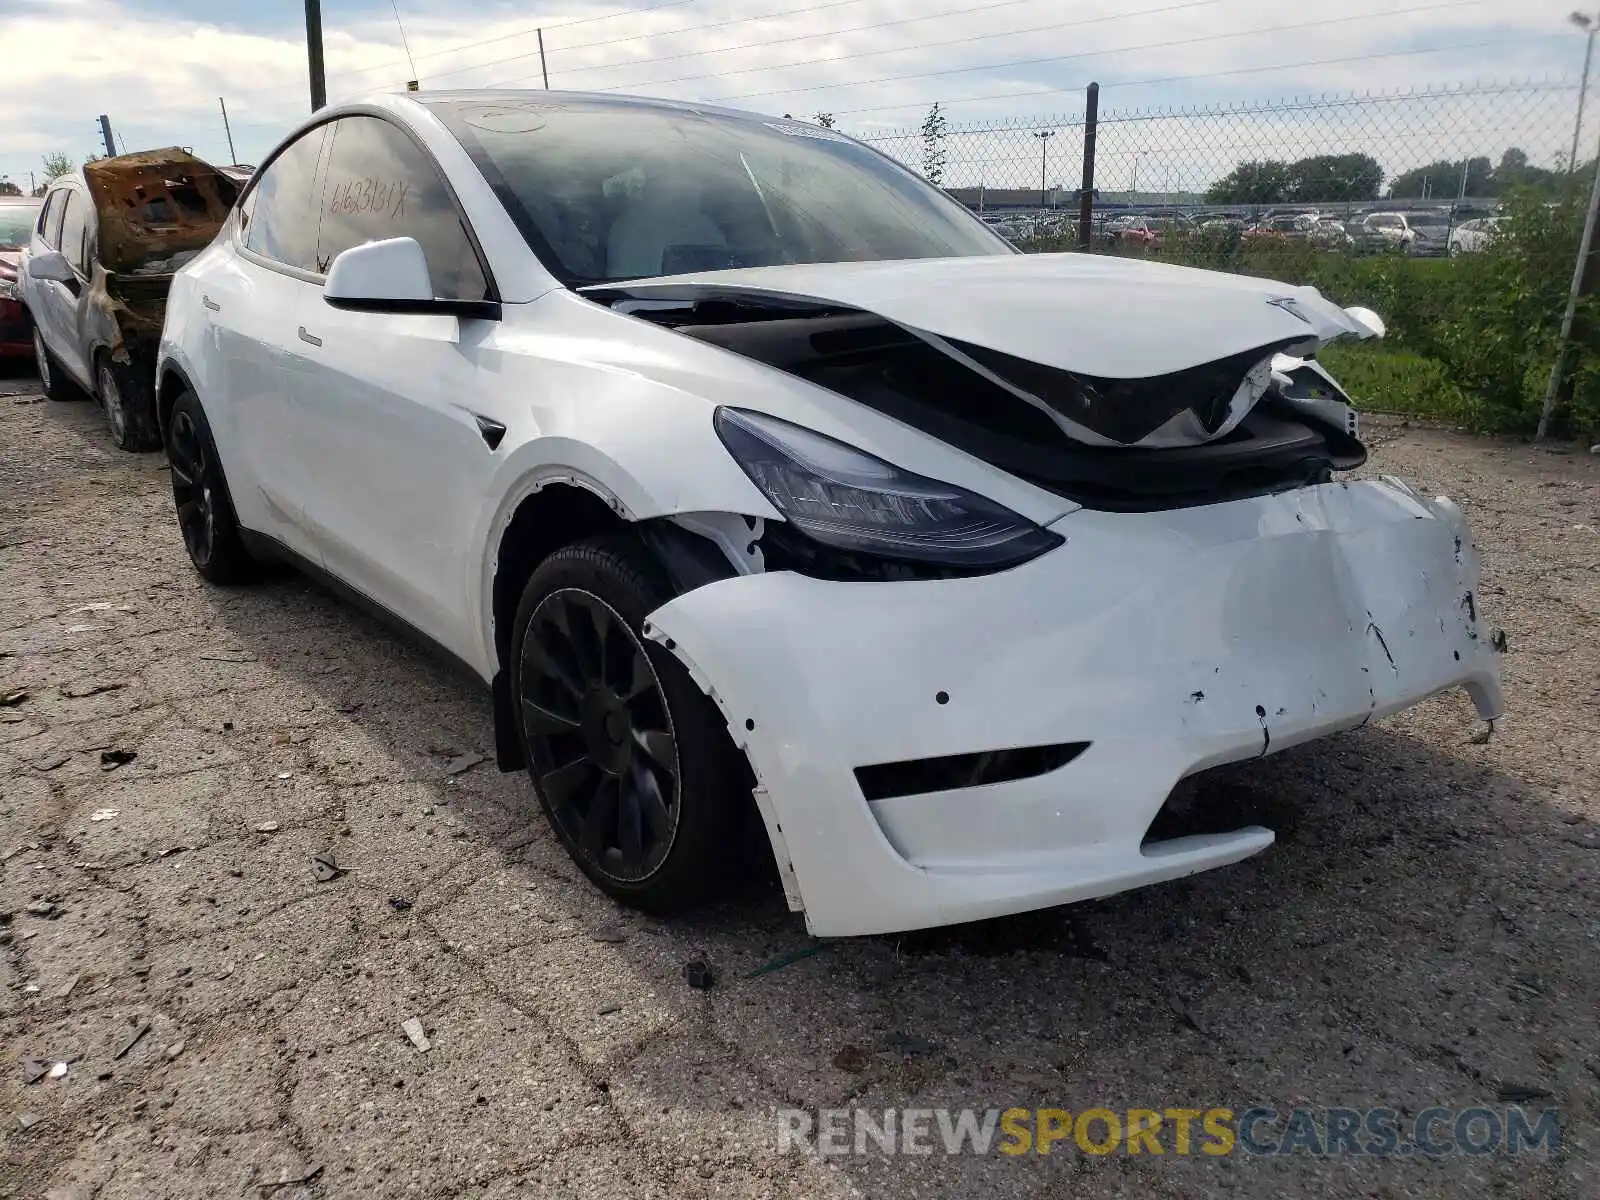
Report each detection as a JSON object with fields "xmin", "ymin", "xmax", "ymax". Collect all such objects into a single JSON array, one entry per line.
[{"xmin": 285, "ymin": 114, "xmax": 503, "ymax": 662}]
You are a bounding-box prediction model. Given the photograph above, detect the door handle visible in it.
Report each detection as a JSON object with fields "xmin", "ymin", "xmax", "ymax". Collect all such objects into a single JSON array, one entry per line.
[
  {"xmin": 297, "ymin": 326, "xmax": 322, "ymax": 347},
  {"xmin": 202, "ymin": 294, "xmax": 221, "ymax": 312}
]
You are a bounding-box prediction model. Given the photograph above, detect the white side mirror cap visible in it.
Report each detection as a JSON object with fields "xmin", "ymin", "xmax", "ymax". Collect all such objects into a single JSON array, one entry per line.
[
  {"xmin": 324, "ymin": 237, "xmax": 433, "ymax": 308},
  {"xmin": 26, "ymin": 249, "xmax": 75, "ymax": 283},
  {"xmin": 1344, "ymin": 306, "xmax": 1386, "ymax": 338}
]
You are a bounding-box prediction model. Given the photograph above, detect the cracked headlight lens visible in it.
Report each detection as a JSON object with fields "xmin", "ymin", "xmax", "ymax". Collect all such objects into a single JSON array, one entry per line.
[{"xmin": 715, "ymin": 406, "xmax": 1061, "ymax": 571}]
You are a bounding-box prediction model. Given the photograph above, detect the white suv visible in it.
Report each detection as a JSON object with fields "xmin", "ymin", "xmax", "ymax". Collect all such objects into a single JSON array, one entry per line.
[{"xmin": 156, "ymin": 91, "xmax": 1502, "ymax": 936}]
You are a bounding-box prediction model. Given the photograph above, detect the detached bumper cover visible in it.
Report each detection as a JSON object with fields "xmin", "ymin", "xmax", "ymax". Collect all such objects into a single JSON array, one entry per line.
[{"xmin": 646, "ymin": 478, "xmax": 1503, "ymax": 937}]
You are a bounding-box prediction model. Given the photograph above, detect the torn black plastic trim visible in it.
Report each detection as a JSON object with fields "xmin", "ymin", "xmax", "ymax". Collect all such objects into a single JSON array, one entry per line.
[
  {"xmin": 856, "ymin": 742, "xmax": 1091, "ymax": 801},
  {"xmin": 950, "ymin": 337, "xmax": 1302, "ymax": 448}
]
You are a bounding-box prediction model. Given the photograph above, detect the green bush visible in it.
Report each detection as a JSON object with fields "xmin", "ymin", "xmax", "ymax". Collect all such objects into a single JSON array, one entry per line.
[{"xmin": 1024, "ymin": 194, "xmax": 1598, "ymax": 436}]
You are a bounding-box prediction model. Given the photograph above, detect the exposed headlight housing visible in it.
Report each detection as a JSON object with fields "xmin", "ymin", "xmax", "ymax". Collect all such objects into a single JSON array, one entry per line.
[{"xmin": 714, "ymin": 407, "xmax": 1061, "ymax": 576}]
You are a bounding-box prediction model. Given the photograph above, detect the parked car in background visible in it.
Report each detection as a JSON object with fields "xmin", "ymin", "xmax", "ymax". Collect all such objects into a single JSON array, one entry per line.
[
  {"xmin": 1355, "ymin": 212, "xmax": 1410, "ymax": 254},
  {"xmin": 156, "ymin": 90, "xmax": 1502, "ymax": 937},
  {"xmin": 1110, "ymin": 213, "xmax": 1197, "ymax": 249},
  {"xmin": 1243, "ymin": 213, "xmax": 1310, "ymax": 241},
  {"xmin": 21, "ymin": 148, "xmax": 238, "ymax": 449},
  {"xmin": 1356, "ymin": 211, "xmax": 1452, "ymax": 257},
  {"xmin": 0, "ymin": 196, "xmax": 43, "ymax": 362},
  {"xmin": 1449, "ymin": 217, "xmax": 1501, "ymax": 256}
]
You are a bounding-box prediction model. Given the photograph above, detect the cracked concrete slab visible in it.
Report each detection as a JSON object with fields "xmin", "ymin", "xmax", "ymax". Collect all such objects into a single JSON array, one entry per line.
[{"xmin": 3, "ymin": 381, "xmax": 1598, "ymax": 1200}]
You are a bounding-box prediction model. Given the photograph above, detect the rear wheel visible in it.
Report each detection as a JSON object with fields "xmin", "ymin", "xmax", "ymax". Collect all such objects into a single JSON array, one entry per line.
[
  {"xmin": 97, "ymin": 356, "xmax": 161, "ymax": 452},
  {"xmin": 33, "ymin": 329, "xmax": 72, "ymax": 402},
  {"xmin": 510, "ymin": 535, "xmax": 749, "ymax": 912},
  {"xmin": 166, "ymin": 389, "xmax": 256, "ymax": 584}
]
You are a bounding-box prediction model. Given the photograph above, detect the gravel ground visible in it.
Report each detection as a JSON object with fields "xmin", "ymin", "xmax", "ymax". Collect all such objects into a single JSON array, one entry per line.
[{"xmin": 1, "ymin": 368, "xmax": 1596, "ymax": 1200}]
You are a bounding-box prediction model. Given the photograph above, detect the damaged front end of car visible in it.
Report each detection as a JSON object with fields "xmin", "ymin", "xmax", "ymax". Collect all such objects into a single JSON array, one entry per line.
[
  {"xmin": 587, "ymin": 255, "xmax": 1382, "ymax": 520},
  {"xmin": 578, "ymin": 258, "xmax": 1501, "ymax": 936}
]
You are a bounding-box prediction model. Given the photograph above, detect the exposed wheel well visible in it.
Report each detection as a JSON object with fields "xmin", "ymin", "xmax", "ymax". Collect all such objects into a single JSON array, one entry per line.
[
  {"xmin": 491, "ymin": 483, "xmax": 628, "ymax": 673},
  {"xmin": 156, "ymin": 365, "xmax": 191, "ymax": 441}
]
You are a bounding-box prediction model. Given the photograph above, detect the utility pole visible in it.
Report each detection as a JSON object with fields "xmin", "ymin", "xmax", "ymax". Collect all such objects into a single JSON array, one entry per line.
[
  {"xmin": 1035, "ymin": 130, "xmax": 1054, "ymax": 210},
  {"xmin": 538, "ymin": 28, "xmax": 549, "ymax": 89},
  {"xmin": 98, "ymin": 115, "xmax": 115, "ymax": 158},
  {"xmin": 219, "ymin": 97, "xmax": 237, "ymax": 165},
  {"xmin": 305, "ymin": 0, "xmax": 327, "ymax": 111}
]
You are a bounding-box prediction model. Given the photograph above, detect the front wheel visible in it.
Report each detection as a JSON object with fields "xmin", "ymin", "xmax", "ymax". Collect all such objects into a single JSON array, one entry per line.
[
  {"xmin": 166, "ymin": 389, "xmax": 256, "ymax": 584},
  {"xmin": 510, "ymin": 535, "xmax": 749, "ymax": 913}
]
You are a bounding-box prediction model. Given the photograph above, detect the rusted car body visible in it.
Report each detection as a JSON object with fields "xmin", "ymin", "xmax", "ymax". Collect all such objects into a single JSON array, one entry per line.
[{"xmin": 21, "ymin": 149, "xmax": 237, "ymax": 449}]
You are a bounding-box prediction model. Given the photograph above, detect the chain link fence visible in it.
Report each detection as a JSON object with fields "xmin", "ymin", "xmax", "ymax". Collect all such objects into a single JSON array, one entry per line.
[{"xmin": 853, "ymin": 80, "xmax": 1597, "ymax": 436}]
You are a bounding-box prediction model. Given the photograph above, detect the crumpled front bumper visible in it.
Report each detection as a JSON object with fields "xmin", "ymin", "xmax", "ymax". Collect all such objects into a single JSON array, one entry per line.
[{"xmin": 645, "ymin": 477, "xmax": 1503, "ymax": 937}]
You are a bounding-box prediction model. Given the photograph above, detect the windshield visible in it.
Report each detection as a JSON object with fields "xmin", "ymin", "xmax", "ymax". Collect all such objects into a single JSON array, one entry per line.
[
  {"xmin": 1410, "ymin": 215, "xmax": 1451, "ymax": 229},
  {"xmin": 0, "ymin": 203, "xmax": 41, "ymax": 249},
  {"xmin": 426, "ymin": 97, "xmax": 1010, "ymax": 283}
]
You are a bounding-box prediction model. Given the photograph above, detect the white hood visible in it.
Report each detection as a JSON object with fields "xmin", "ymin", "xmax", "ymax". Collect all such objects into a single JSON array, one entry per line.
[
  {"xmin": 588, "ymin": 252, "xmax": 1377, "ymax": 381},
  {"xmin": 590, "ymin": 253, "xmax": 1380, "ymax": 449}
]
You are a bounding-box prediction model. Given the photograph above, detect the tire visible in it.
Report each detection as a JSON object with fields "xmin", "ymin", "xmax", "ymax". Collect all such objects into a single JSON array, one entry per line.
[
  {"xmin": 165, "ymin": 388, "xmax": 256, "ymax": 584},
  {"xmin": 33, "ymin": 327, "xmax": 74, "ymax": 402},
  {"xmin": 96, "ymin": 355, "xmax": 161, "ymax": 452},
  {"xmin": 510, "ymin": 535, "xmax": 749, "ymax": 913}
]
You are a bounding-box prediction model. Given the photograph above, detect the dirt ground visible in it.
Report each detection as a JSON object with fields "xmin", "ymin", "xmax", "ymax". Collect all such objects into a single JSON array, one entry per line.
[{"xmin": 1, "ymin": 368, "xmax": 1596, "ymax": 1200}]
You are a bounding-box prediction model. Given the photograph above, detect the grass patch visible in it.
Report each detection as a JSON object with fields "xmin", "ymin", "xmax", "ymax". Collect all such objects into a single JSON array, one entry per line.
[{"xmin": 1317, "ymin": 343, "xmax": 1479, "ymax": 426}]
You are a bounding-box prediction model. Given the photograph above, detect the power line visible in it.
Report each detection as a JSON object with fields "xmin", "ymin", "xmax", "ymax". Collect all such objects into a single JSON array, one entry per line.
[
  {"xmin": 832, "ymin": 39, "xmax": 1523, "ymax": 119},
  {"xmin": 697, "ymin": 0, "xmax": 1493, "ymax": 103},
  {"xmin": 489, "ymin": 0, "xmax": 1198, "ymax": 88},
  {"xmin": 436, "ymin": 0, "xmax": 887, "ymax": 85},
  {"xmin": 234, "ymin": 0, "xmax": 702, "ymax": 99},
  {"xmin": 568, "ymin": 0, "xmax": 1230, "ymax": 93}
]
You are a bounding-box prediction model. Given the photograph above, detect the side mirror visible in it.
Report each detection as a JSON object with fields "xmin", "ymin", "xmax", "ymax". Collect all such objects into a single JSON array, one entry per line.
[
  {"xmin": 1344, "ymin": 306, "xmax": 1386, "ymax": 339},
  {"xmin": 26, "ymin": 249, "xmax": 75, "ymax": 284},
  {"xmin": 323, "ymin": 236, "xmax": 499, "ymax": 320}
]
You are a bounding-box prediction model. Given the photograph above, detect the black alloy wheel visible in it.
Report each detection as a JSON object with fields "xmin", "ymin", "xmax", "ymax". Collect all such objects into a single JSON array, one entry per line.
[
  {"xmin": 519, "ymin": 586, "xmax": 681, "ymax": 883},
  {"xmin": 165, "ymin": 390, "xmax": 254, "ymax": 584},
  {"xmin": 168, "ymin": 405, "xmax": 218, "ymax": 567}
]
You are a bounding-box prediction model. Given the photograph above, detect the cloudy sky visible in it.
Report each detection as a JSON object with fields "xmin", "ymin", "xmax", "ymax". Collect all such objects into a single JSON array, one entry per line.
[{"xmin": 0, "ymin": 0, "xmax": 1587, "ymax": 194}]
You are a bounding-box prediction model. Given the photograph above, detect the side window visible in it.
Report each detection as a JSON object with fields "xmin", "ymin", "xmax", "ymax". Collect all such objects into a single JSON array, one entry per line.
[
  {"xmin": 58, "ymin": 192, "xmax": 91, "ymax": 274},
  {"xmin": 43, "ymin": 189, "xmax": 67, "ymax": 248},
  {"xmin": 316, "ymin": 116, "xmax": 488, "ymax": 301},
  {"xmin": 37, "ymin": 191, "xmax": 59, "ymax": 243},
  {"xmin": 244, "ymin": 125, "xmax": 330, "ymax": 273}
]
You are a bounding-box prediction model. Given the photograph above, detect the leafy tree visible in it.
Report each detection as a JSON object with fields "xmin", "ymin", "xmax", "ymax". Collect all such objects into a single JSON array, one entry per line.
[
  {"xmin": 1288, "ymin": 154, "xmax": 1382, "ymax": 202},
  {"xmin": 1206, "ymin": 154, "xmax": 1381, "ymax": 204},
  {"xmin": 1205, "ymin": 160, "xmax": 1293, "ymax": 204},
  {"xmin": 814, "ymin": 113, "xmax": 836, "ymax": 129},
  {"xmin": 41, "ymin": 152, "xmax": 73, "ymax": 184},
  {"xmin": 1385, "ymin": 149, "xmax": 1569, "ymax": 199},
  {"xmin": 0, "ymin": 178, "xmax": 21, "ymax": 196},
  {"xmin": 1387, "ymin": 156, "xmax": 1491, "ymax": 200},
  {"xmin": 920, "ymin": 102, "xmax": 947, "ymax": 186}
]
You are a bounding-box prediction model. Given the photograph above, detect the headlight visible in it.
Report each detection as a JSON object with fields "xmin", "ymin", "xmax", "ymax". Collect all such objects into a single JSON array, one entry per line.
[
  {"xmin": 0, "ymin": 276, "xmax": 19, "ymax": 302},
  {"xmin": 714, "ymin": 407, "xmax": 1061, "ymax": 572}
]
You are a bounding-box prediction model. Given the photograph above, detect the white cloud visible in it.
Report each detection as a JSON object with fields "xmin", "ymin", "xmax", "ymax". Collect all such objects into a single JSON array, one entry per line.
[{"xmin": 0, "ymin": 0, "xmax": 1584, "ymax": 194}]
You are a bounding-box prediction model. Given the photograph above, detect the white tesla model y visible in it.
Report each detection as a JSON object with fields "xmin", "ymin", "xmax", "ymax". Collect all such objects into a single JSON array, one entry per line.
[{"xmin": 157, "ymin": 91, "xmax": 1503, "ymax": 936}]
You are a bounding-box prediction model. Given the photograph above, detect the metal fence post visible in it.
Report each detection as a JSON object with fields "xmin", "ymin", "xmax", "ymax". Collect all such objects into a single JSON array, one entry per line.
[
  {"xmin": 1078, "ymin": 82, "xmax": 1099, "ymax": 252},
  {"xmin": 1538, "ymin": 130, "xmax": 1600, "ymax": 438}
]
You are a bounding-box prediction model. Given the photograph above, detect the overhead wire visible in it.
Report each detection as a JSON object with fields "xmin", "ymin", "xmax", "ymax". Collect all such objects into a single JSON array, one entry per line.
[{"xmin": 682, "ymin": 0, "xmax": 1493, "ymax": 102}]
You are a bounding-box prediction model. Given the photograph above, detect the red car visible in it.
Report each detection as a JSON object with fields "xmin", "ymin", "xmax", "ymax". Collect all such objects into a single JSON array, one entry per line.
[{"xmin": 0, "ymin": 196, "xmax": 43, "ymax": 359}]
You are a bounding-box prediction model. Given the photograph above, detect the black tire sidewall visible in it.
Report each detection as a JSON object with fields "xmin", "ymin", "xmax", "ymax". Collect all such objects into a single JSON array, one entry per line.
[
  {"xmin": 98, "ymin": 356, "xmax": 162, "ymax": 453},
  {"xmin": 509, "ymin": 535, "xmax": 746, "ymax": 911},
  {"xmin": 168, "ymin": 389, "xmax": 253, "ymax": 584}
]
